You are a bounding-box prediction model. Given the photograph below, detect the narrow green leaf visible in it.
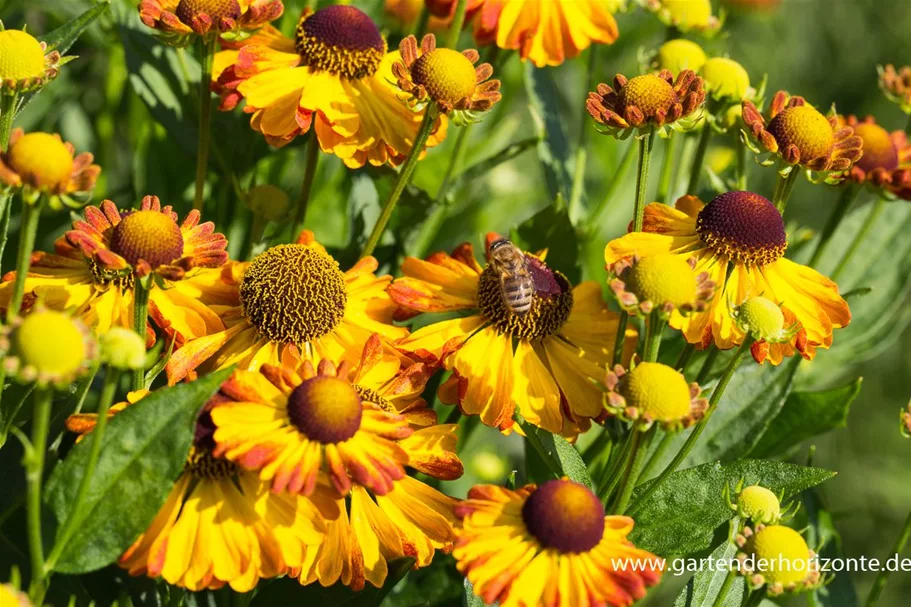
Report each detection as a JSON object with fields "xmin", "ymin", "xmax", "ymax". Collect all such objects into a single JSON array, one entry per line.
[
  {"xmin": 524, "ymin": 63, "xmax": 573, "ymax": 203},
  {"xmin": 750, "ymin": 378, "xmax": 862, "ymax": 458},
  {"xmin": 517, "ymin": 412, "xmax": 593, "ymax": 489},
  {"xmin": 463, "ymin": 578, "xmax": 486, "ymax": 607},
  {"xmin": 38, "ymin": 2, "xmax": 111, "ymax": 54},
  {"xmin": 44, "ymin": 367, "xmax": 233, "ymax": 574},
  {"xmin": 511, "ymin": 204, "xmax": 581, "ymax": 284},
  {"xmin": 630, "ymin": 459, "xmax": 835, "ymax": 557},
  {"xmin": 673, "ymin": 541, "xmax": 745, "ymax": 607},
  {"xmin": 450, "ymin": 136, "xmax": 540, "ymax": 193}
]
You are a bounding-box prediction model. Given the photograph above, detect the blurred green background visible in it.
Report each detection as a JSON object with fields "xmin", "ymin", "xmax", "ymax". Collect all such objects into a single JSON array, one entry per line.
[{"xmin": 0, "ymin": 0, "xmax": 909, "ymax": 605}]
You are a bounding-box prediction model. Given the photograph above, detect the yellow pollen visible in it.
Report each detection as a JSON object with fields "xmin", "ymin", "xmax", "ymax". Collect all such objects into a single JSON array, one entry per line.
[
  {"xmin": 622, "ymin": 362, "xmax": 691, "ymax": 422},
  {"xmin": 288, "ymin": 376, "xmax": 363, "ymax": 444},
  {"xmin": 737, "ymin": 297, "xmax": 784, "ymax": 341},
  {"xmin": 747, "ymin": 525, "xmax": 812, "ymax": 587},
  {"xmin": 13, "ymin": 311, "xmax": 85, "ymax": 377},
  {"xmin": 7, "ymin": 132, "xmax": 73, "ymax": 192},
  {"xmin": 412, "ymin": 48, "xmax": 477, "ymax": 106},
  {"xmin": 619, "ymin": 74, "xmax": 677, "ymax": 118},
  {"xmin": 294, "ymin": 6, "xmax": 387, "ymax": 80},
  {"xmin": 657, "ymin": 39, "xmax": 707, "ymax": 76},
  {"xmin": 662, "ymin": 0, "xmax": 713, "ymax": 27},
  {"xmin": 738, "ymin": 485, "xmax": 781, "ymax": 524},
  {"xmin": 701, "ymin": 57, "xmax": 750, "ymax": 100},
  {"xmin": 853, "ymin": 122, "xmax": 899, "ymax": 173},
  {"xmin": 767, "ymin": 105, "xmax": 834, "ymax": 161},
  {"xmin": 0, "ymin": 30, "xmax": 46, "ymax": 82},
  {"xmin": 185, "ymin": 448, "xmax": 239, "ymax": 480},
  {"xmin": 626, "ymin": 254, "xmax": 697, "ymax": 308},
  {"xmin": 110, "ymin": 211, "xmax": 185, "ymax": 269},
  {"xmin": 175, "ymin": 0, "xmax": 242, "ymax": 25}
]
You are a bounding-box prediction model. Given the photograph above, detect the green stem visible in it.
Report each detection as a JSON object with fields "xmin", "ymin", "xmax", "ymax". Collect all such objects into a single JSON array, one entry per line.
[
  {"xmin": 866, "ymin": 507, "xmax": 911, "ymax": 606},
  {"xmin": 831, "ymin": 196, "xmax": 886, "ymax": 282},
  {"xmin": 735, "ymin": 136, "xmax": 748, "ymax": 190},
  {"xmin": 633, "ymin": 128, "xmax": 656, "ymax": 232},
  {"xmin": 711, "ymin": 569, "xmax": 738, "ymax": 607},
  {"xmin": 6, "ymin": 196, "xmax": 43, "ymax": 322},
  {"xmin": 241, "ymin": 213, "xmax": 266, "ymax": 262},
  {"xmin": 569, "ymin": 47, "xmax": 598, "ymax": 220},
  {"xmin": 411, "ymin": 5, "xmax": 430, "ymax": 37},
  {"xmin": 611, "ymin": 427, "xmax": 655, "ymax": 514},
  {"xmin": 772, "ymin": 168, "xmax": 800, "ymax": 214},
  {"xmin": 290, "ymin": 131, "xmax": 320, "ymax": 239},
  {"xmin": 687, "ymin": 125, "xmax": 712, "ymax": 194},
  {"xmin": 675, "ymin": 343, "xmax": 695, "ymax": 372},
  {"xmin": 131, "ymin": 277, "xmax": 151, "ymax": 391},
  {"xmin": 644, "ymin": 312, "xmax": 665, "ymax": 362},
  {"xmin": 743, "ymin": 589, "xmax": 765, "ymax": 607},
  {"xmin": 587, "ymin": 141, "xmax": 636, "ymax": 237},
  {"xmin": 627, "ymin": 337, "xmax": 754, "ymax": 517},
  {"xmin": 695, "ymin": 347, "xmax": 720, "ymax": 384},
  {"xmin": 808, "ymin": 185, "xmax": 858, "ymax": 268},
  {"xmin": 638, "ymin": 430, "xmax": 672, "ymax": 482},
  {"xmin": 446, "ymin": 0, "xmax": 468, "ymax": 48},
  {"xmin": 443, "ymin": 406, "xmax": 461, "ymax": 425},
  {"xmin": 193, "ymin": 37, "xmax": 216, "ymax": 212},
  {"xmin": 656, "ymin": 133, "xmax": 678, "ymax": 203},
  {"xmin": 611, "ymin": 312, "xmax": 629, "ymax": 367},
  {"xmin": 362, "ymin": 108, "xmax": 437, "ymax": 258},
  {"xmin": 0, "ymin": 91, "xmax": 18, "ymax": 151},
  {"xmin": 596, "ymin": 430, "xmax": 632, "ymax": 501},
  {"xmin": 44, "ymin": 369, "xmax": 121, "ymax": 574},
  {"xmin": 26, "ymin": 388, "xmax": 53, "ymax": 603},
  {"xmin": 905, "ymin": 113, "xmax": 911, "ymax": 136}
]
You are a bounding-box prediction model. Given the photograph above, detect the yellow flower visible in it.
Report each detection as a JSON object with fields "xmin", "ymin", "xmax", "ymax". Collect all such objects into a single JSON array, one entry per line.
[
  {"xmin": 878, "ymin": 64, "xmax": 911, "ymax": 114},
  {"xmin": 388, "ymin": 238, "xmax": 633, "ymax": 437},
  {"xmin": 213, "ymin": 7, "xmax": 447, "ymax": 168},
  {"xmin": 392, "ymin": 34, "xmax": 501, "ymax": 126},
  {"xmin": 701, "ymin": 57, "xmax": 750, "ymax": 102},
  {"xmin": 734, "ymin": 485, "xmax": 782, "ymax": 525},
  {"xmin": 836, "ymin": 114, "xmax": 911, "ymax": 197},
  {"xmin": 643, "ymin": 0, "xmax": 721, "ymax": 34},
  {"xmin": 0, "ymin": 308, "xmax": 96, "ymax": 388},
  {"xmin": 0, "ymin": 196, "xmax": 228, "ymax": 346},
  {"xmin": 742, "ymin": 91, "xmax": 863, "ymax": 179},
  {"xmin": 605, "ymin": 192, "xmax": 851, "ymax": 365},
  {"xmin": 0, "ymin": 27, "xmax": 64, "ymax": 95},
  {"xmin": 604, "ymin": 361, "xmax": 707, "ymax": 431},
  {"xmin": 0, "ymin": 128, "xmax": 99, "ymax": 207},
  {"xmin": 607, "ymin": 252, "xmax": 715, "ymax": 319},
  {"xmin": 454, "ymin": 479, "xmax": 662, "ymax": 607},
  {"xmin": 165, "ymin": 231, "xmax": 408, "ymax": 384},
  {"xmin": 138, "ymin": 0, "xmax": 283, "ymax": 42},
  {"xmin": 587, "ymin": 69, "xmax": 706, "ymax": 139},
  {"xmin": 0, "ymin": 581, "xmax": 30, "ymax": 607},
  {"xmin": 736, "ymin": 524, "xmax": 821, "ymax": 595},
  {"xmin": 656, "ymin": 39, "xmax": 707, "ymax": 76}
]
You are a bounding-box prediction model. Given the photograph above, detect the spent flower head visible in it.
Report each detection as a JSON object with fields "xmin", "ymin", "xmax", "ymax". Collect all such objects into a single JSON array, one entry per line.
[
  {"xmin": 138, "ymin": 0, "xmax": 284, "ymax": 45},
  {"xmin": 878, "ymin": 64, "xmax": 911, "ymax": 114},
  {"xmin": 835, "ymin": 115, "xmax": 911, "ymax": 197},
  {"xmin": 603, "ymin": 361, "xmax": 707, "ymax": 431}
]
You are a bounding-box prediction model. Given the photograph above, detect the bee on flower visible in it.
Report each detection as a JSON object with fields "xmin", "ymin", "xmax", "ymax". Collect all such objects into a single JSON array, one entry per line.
[
  {"xmin": 138, "ymin": 0, "xmax": 284, "ymax": 43},
  {"xmin": 0, "ymin": 26, "xmax": 67, "ymax": 97}
]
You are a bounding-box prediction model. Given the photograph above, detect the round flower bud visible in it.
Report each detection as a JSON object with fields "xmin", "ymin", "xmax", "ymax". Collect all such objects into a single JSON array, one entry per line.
[
  {"xmin": 2, "ymin": 309, "xmax": 96, "ymax": 387},
  {"xmin": 625, "ymin": 253, "xmax": 697, "ymax": 309},
  {"xmin": 0, "ymin": 30, "xmax": 46, "ymax": 84},
  {"xmin": 745, "ymin": 525, "xmax": 813, "ymax": 588},
  {"xmin": 657, "ymin": 39, "xmax": 707, "ymax": 76},
  {"xmin": 99, "ymin": 327, "xmax": 147, "ymax": 371},
  {"xmin": 736, "ymin": 296, "xmax": 785, "ymax": 341},
  {"xmin": 245, "ymin": 184, "xmax": 290, "ymax": 221},
  {"xmin": 738, "ymin": 485, "xmax": 781, "ymax": 524},
  {"xmin": 701, "ymin": 57, "xmax": 750, "ymax": 101},
  {"xmin": 470, "ymin": 451, "xmax": 509, "ymax": 483},
  {"xmin": 6, "ymin": 132, "xmax": 73, "ymax": 193}
]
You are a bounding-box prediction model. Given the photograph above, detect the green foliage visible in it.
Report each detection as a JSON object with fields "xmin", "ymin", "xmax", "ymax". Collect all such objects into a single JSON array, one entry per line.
[
  {"xmin": 38, "ymin": 2, "xmax": 110, "ymax": 54},
  {"xmin": 673, "ymin": 542, "xmax": 745, "ymax": 607},
  {"xmin": 517, "ymin": 412, "xmax": 593, "ymax": 489},
  {"xmin": 524, "ymin": 62, "xmax": 574, "ymax": 204}
]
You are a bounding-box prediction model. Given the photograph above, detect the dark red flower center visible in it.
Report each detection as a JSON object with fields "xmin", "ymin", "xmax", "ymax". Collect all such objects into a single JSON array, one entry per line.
[
  {"xmin": 522, "ymin": 479, "xmax": 605, "ymax": 553},
  {"xmin": 696, "ymin": 191, "xmax": 787, "ymax": 266},
  {"xmin": 294, "ymin": 6, "xmax": 386, "ymax": 79}
]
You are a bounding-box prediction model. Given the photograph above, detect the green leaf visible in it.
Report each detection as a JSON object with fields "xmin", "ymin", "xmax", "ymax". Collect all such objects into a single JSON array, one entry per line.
[
  {"xmin": 517, "ymin": 412, "xmax": 593, "ymax": 489},
  {"xmin": 630, "ymin": 459, "xmax": 835, "ymax": 556},
  {"xmin": 750, "ymin": 378, "xmax": 862, "ymax": 458},
  {"xmin": 450, "ymin": 136, "xmax": 541, "ymax": 193},
  {"xmin": 44, "ymin": 367, "xmax": 233, "ymax": 574},
  {"xmin": 463, "ymin": 578, "xmax": 486, "ymax": 607},
  {"xmin": 511, "ymin": 204, "xmax": 581, "ymax": 284},
  {"xmin": 803, "ymin": 485, "xmax": 860, "ymax": 607},
  {"xmin": 38, "ymin": 2, "xmax": 111, "ymax": 54},
  {"xmin": 673, "ymin": 541, "xmax": 745, "ymax": 607},
  {"xmin": 524, "ymin": 63, "xmax": 573, "ymax": 204}
]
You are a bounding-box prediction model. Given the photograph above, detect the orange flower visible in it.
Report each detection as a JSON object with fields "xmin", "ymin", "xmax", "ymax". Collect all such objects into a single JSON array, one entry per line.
[
  {"xmin": 836, "ymin": 115, "xmax": 911, "ymax": 197},
  {"xmin": 139, "ymin": 0, "xmax": 283, "ymax": 41}
]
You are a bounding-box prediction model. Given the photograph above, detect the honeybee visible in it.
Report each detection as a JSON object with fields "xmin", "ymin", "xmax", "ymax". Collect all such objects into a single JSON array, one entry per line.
[{"xmin": 488, "ymin": 238, "xmax": 534, "ymax": 316}]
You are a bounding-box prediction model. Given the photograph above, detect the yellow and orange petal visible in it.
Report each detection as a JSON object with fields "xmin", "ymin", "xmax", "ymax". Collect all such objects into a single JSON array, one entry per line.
[
  {"xmin": 0, "ymin": 129, "xmax": 99, "ymax": 201},
  {"xmin": 138, "ymin": 0, "xmax": 283, "ymax": 40},
  {"xmin": 0, "ymin": 28, "xmax": 64, "ymax": 95},
  {"xmin": 836, "ymin": 114, "xmax": 911, "ymax": 192},
  {"xmin": 742, "ymin": 91, "xmax": 863, "ymax": 174},
  {"xmin": 454, "ymin": 479, "xmax": 662, "ymax": 607},
  {"xmin": 878, "ymin": 64, "xmax": 911, "ymax": 114}
]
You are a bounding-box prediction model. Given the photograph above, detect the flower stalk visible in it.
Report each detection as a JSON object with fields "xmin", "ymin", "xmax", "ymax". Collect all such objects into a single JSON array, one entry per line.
[
  {"xmin": 771, "ymin": 167, "xmax": 800, "ymax": 213},
  {"xmin": 866, "ymin": 507, "xmax": 911, "ymax": 606},
  {"xmin": 633, "ymin": 128, "xmax": 656, "ymax": 232},
  {"xmin": 446, "ymin": 0, "xmax": 468, "ymax": 49},
  {"xmin": 656, "ymin": 133, "xmax": 678, "ymax": 203},
  {"xmin": 643, "ymin": 311, "xmax": 665, "ymax": 362},
  {"xmin": 7, "ymin": 195, "xmax": 45, "ymax": 322},
  {"xmin": 611, "ymin": 426, "xmax": 655, "ymax": 514},
  {"xmin": 808, "ymin": 184, "xmax": 859, "ymax": 268},
  {"xmin": 131, "ymin": 276, "xmax": 152, "ymax": 390},
  {"xmin": 291, "ymin": 131, "xmax": 320, "ymax": 239},
  {"xmin": 26, "ymin": 387, "xmax": 53, "ymax": 604},
  {"xmin": 193, "ymin": 37, "xmax": 216, "ymax": 211},
  {"xmin": 687, "ymin": 124, "xmax": 711, "ymax": 194}
]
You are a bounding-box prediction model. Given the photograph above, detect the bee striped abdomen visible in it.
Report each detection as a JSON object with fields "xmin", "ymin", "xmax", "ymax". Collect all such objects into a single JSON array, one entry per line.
[{"xmin": 500, "ymin": 273, "xmax": 534, "ymax": 315}]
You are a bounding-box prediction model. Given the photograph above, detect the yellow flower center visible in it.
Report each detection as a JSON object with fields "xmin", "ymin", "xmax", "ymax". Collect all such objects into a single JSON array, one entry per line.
[
  {"xmin": 621, "ymin": 362, "xmax": 691, "ymax": 423},
  {"xmin": 657, "ymin": 39, "xmax": 707, "ymax": 76},
  {"xmin": 767, "ymin": 105, "xmax": 834, "ymax": 162},
  {"xmin": 739, "ymin": 485, "xmax": 781, "ymax": 524},
  {"xmin": 185, "ymin": 447, "xmax": 239, "ymax": 480},
  {"xmin": 701, "ymin": 57, "xmax": 750, "ymax": 100},
  {"xmin": 626, "ymin": 253, "xmax": 697, "ymax": 308},
  {"xmin": 240, "ymin": 244, "xmax": 347, "ymax": 345},
  {"xmin": 522, "ymin": 479, "xmax": 605, "ymax": 554},
  {"xmin": 737, "ymin": 297, "xmax": 784, "ymax": 341},
  {"xmin": 746, "ymin": 525, "xmax": 812, "ymax": 587},
  {"xmin": 13, "ymin": 310, "xmax": 85, "ymax": 378},
  {"xmin": 7, "ymin": 132, "xmax": 73, "ymax": 192},
  {"xmin": 0, "ymin": 30, "xmax": 46, "ymax": 83},
  {"xmin": 110, "ymin": 210, "xmax": 185, "ymax": 270},
  {"xmin": 619, "ymin": 74, "xmax": 678, "ymax": 119},
  {"xmin": 174, "ymin": 0, "xmax": 242, "ymax": 26},
  {"xmin": 411, "ymin": 48, "xmax": 477, "ymax": 106},
  {"xmin": 294, "ymin": 5, "xmax": 386, "ymax": 80},
  {"xmin": 476, "ymin": 256, "xmax": 573, "ymax": 341},
  {"xmin": 287, "ymin": 376, "xmax": 362, "ymax": 444},
  {"xmin": 662, "ymin": 0, "xmax": 713, "ymax": 27},
  {"xmin": 696, "ymin": 191, "xmax": 787, "ymax": 266},
  {"xmin": 245, "ymin": 184, "xmax": 290, "ymax": 221},
  {"xmin": 853, "ymin": 122, "xmax": 899, "ymax": 173}
]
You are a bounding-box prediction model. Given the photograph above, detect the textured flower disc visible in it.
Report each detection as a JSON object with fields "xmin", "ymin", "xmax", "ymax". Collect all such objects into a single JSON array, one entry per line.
[
  {"xmin": 0, "ymin": 30, "xmax": 46, "ymax": 82},
  {"xmin": 619, "ymin": 74, "xmax": 677, "ymax": 118},
  {"xmin": 287, "ymin": 376, "xmax": 363, "ymax": 444},
  {"xmin": 621, "ymin": 362, "xmax": 691, "ymax": 422},
  {"xmin": 240, "ymin": 244, "xmax": 347, "ymax": 345},
  {"xmin": 696, "ymin": 191, "xmax": 787, "ymax": 266},
  {"xmin": 476, "ymin": 256, "xmax": 573, "ymax": 341},
  {"xmin": 746, "ymin": 525, "xmax": 811, "ymax": 586},
  {"xmin": 767, "ymin": 105, "xmax": 834, "ymax": 162},
  {"xmin": 739, "ymin": 485, "xmax": 781, "ymax": 523},
  {"xmin": 7, "ymin": 132, "xmax": 73, "ymax": 191},
  {"xmin": 522, "ymin": 479, "xmax": 605, "ymax": 554},
  {"xmin": 110, "ymin": 211, "xmax": 185, "ymax": 269},
  {"xmin": 657, "ymin": 39, "xmax": 707, "ymax": 75},
  {"xmin": 626, "ymin": 253, "xmax": 696, "ymax": 308},
  {"xmin": 185, "ymin": 447, "xmax": 239, "ymax": 480},
  {"xmin": 737, "ymin": 297, "xmax": 785, "ymax": 341},
  {"xmin": 412, "ymin": 48, "xmax": 477, "ymax": 106},
  {"xmin": 295, "ymin": 5, "xmax": 386, "ymax": 80},
  {"xmin": 701, "ymin": 57, "xmax": 750, "ymax": 100},
  {"xmin": 853, "ymin": 122, "xmax": 899, "ymax": 173},
  {"xmin": 13, "ymin": 310, "xmax": 85, "ymax": 377},
  {"xmin": 175, "ymin": 0, "xmax": 242, "ymax": 26}
]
